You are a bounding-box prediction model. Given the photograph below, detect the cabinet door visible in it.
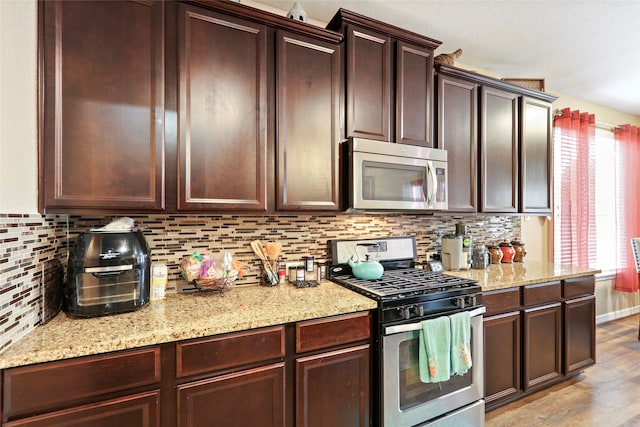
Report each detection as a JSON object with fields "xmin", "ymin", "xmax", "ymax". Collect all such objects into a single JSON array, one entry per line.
[
  {"xmin": 177, "ymin": 363, "xmax": 285, "ymax": 427},
  {"xmin": 41, "ymin": 1, "xmax": 164, "ymax": 211},
  {"xmin": 276, "ymin": 31, "xmax": 341, "ymax": 211},
  {"xmin": 3, "ymin": 347, "xmax": 161, "ymax": 420},
  {"xmin": 520, "ymin": 97, "xmax": 553, "ymax": 213},
  {"xmin": 437, "ymin": 74, "xmax": 478, "ymax": 212},
  {"xmin": 177, "ymin": 4, "xmax": 268, "ymax": 211},
  {"xmin": 296, "ymin": 345, "xmax": 370, "ymax": 427},
  {"xmin": 523, "ymin": 303, "xmax": 562, "ymax": 391},
  {"xmin": 4, "ymin": 391, "xmax": 159, "ymax": 427},
  {"xmin": 345, "ymin": 25, "xmax": 391, "ymax": 141},
  {"xmin": 396, "ymin": 41, "xmax": 434, "ymax": 147},
  {"xmin": 480, "ymin": 86, "xmax": 519, "ymax": 213},
  {"xmin": 564, "ymin": 295, "xmax": 596, "ymax": 375},
  {"xmin": 484, "ymin": 311, "xmax": 521, "ymax": 407}
]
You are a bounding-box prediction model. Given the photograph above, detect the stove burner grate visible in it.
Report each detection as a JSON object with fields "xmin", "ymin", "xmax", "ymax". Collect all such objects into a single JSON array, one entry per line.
[{"xmin": 332, "ymin": 268, "xmax": 478, "ymax": 299}]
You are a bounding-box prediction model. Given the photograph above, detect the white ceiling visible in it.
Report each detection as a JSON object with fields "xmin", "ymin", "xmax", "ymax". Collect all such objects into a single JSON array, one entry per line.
[{"xmin": 253, "ymin": 0, "xmax": 640, "ymax": 117}]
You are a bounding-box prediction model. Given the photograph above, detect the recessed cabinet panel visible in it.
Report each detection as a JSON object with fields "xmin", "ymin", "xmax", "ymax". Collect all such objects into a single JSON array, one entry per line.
[
  {"xmin": 3, "ymin": 347, "xmax": 161, "ymax": 419},
  {"xmin": 176, "ymin": 326, "xmax": 285, "ymax": 378},
  {"xmin": 480, "ymin": 86, "xmax": 519, "ymax": 212},
  {"xmin": 523, "ymin": 303, "xmax": 562, "ymax": 391},
  {"xmin": 483, "ymin": 311, "xmax": 521, "ymax": 406},
  {"xmin": 177, "ymin": 364, "xmax": 285, "ymax": 427},
  {"xmin": 346, "ymin": 26, "xmax": 391, "ymax": 141},
  {"xmin": 177, "ymin": 5, "xmax": 268, "ymax": 210},
  {"xmin": 296, "ymin": 345, "xmax": 370, "ymax": 427},
  {"xmin": 41, "ymin": 1, "xmax": 164, "ymax": 211},
  {"xmin": 521, "ymin": 97, "xmax": 553, "ymax": 213},
  {"xmin": 277, "ymin": 31, "xmax": 341, "ymax": 210},
  {"xmin": 396, "ymin": 41, "xmax": 434, "ymax": 147},
  {"xmin": 437, "ymin": 74, "xmax": 478, "ymax": 211},
  {"xmin": 4, "ymin": 391, "xmax": 160, "ymax": 427},
  {"xmin": 564, "ymin": 295, "xmax": 596, "ymax": 375}
]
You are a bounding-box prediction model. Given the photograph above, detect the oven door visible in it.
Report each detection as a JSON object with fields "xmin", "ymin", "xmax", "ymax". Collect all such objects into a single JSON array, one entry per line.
[{"xmin": 382, "ymin": 307, "xmax": 485, "ymax": 427}]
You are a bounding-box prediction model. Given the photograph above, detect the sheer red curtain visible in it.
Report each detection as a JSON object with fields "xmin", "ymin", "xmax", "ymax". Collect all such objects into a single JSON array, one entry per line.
[
  {"xmin": 614, "ymin": 124, "xmax": 640, "ymax": 292},
  {"xmin": 553, "ymin": 108, "xmax": 597, "ymax": 267}
]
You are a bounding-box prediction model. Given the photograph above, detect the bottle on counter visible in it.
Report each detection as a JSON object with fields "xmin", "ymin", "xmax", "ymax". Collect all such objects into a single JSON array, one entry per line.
[{"xmin": 151, "ymin": 263, "xmax": 167, "ymax": 300}]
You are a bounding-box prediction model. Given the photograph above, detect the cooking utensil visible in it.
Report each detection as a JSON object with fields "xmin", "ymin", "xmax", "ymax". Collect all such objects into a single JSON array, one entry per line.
[
  {"xmin": 251, "ymin": 240, "xmax": 279, "ymax": 285},
  {"xmin": 265, "ymin": 241, "xmax": 282, "ymax": 261}
]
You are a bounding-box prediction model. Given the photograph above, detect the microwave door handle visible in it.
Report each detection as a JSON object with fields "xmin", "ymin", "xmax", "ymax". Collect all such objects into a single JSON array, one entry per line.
[{"xmin": 425, "ymin": 161, "xmax": 438, "ymax": 207}]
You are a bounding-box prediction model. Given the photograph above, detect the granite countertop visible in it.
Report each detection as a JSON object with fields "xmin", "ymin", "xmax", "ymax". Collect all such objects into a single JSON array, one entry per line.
[
  {"xmin": 0, "ymin": 281, "xmax": 377, "ymax": 370},
  {"xmin": 444, "ymin": 261, "xmax": 601, "ymax": 291},
  {"xmin": 0, "ymin": 261, "xmax": 600, "ymax": 370}
]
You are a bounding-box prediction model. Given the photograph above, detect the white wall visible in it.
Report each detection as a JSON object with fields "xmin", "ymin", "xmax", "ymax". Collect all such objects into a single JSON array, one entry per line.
[{"xmin": 0, "ymin": 0, "xmax": 38, "ymax": 214}]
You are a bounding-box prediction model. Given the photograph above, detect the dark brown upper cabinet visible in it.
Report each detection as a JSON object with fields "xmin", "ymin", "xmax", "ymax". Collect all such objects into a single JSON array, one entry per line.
[
  {"xmin": 435, "ymin": 65, "xmax": 557, "ymax": 215},
  {"xmin": 177, "ymin": 3, "xmax": 342, "ymax": 212},
  {"xmin": 520, "ymin": 97, "xmax": 553, "ymax": 214},
  {"xmin": 39, "ymin": 0, "xmax": 343, "ymax": 214},
  {"xmin": 328, "ymin": 9, "xmax": 441, "ymax": 147},
  {"xmin": 480, "ymin": 86, "xmax": 520, "ymax": 213},
  {"xmin": 177, "ymin": 4, "xmax": 269, "ymax": 211},
  {"xmin": 276, "ymin": 31, "xmax": 342, "ymax": 211},
  {"xmin": 39, "ymin": 1, "xmax": 165, "ymax": 212},
  {"xmin": 436, "ymin": 73, "xmax": 479, "ymax": 212}
]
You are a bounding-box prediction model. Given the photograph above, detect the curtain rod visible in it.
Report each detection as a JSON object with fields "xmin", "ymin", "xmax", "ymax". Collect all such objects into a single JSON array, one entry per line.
[{"xmin": 552, "ymin": 109, "xmax": 624, "ymax": 131}]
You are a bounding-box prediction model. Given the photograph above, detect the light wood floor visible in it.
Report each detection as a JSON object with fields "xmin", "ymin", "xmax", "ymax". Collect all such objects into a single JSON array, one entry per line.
[{"xmin": 485, "ymin": 314, "xmax": 640, "ymax": 427}]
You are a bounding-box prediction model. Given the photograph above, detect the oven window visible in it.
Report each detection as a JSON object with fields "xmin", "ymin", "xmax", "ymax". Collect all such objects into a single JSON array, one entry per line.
[{"xmin": 398, "ymin": 331, "xmax": 473, "ymax": 411}]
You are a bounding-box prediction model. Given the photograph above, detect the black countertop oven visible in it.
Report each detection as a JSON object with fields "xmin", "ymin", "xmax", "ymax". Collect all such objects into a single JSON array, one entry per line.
[{"xmin": 64, "ymin": 230, "xmax": 151, "ymax": 318}]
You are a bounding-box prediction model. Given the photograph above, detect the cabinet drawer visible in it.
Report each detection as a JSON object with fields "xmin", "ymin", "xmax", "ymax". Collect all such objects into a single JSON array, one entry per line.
[
  {"xmin": 522, "ymin": 281, "xmax": 561, "ymax": 307},
  {"xmin": 3, "ymin": 347, "xmax": 160, "ymax": 419},
  {"xmin": 483, "ymin": 287, "xmax": 521, "ymax": 316},
  {"xmin": 4, "ymin": 390, "xmax": 160, "ymax": 427},
  {"xmin": 176, "ymin": 326, "xmax": 285, "ymax": 378},
  {"xmin": 296, "ymin": 312, "xmax": 371, "ymax": 354},
  {"xmin": 563, "ymin": 275, "xmax": 595, "ymax": 299}
]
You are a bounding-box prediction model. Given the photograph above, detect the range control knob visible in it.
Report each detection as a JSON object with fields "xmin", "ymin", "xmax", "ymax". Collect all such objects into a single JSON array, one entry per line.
[
  {"xmin": 399, "ymin": 307, "xmax": 411, "ymax": 320},
  {"xmin": 414, "ymin": 305, "xmax": 424, "ymax": 317}
]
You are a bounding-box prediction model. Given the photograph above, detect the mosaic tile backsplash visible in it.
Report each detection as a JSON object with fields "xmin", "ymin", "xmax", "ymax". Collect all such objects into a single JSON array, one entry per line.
[{"xmin": 0, "ymin": 212, "xmax": 521, "ymax": 352}]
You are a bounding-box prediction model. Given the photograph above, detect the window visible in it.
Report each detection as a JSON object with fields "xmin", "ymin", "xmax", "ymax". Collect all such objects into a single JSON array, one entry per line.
[
  {"xmin": 593, "ymin": 128, "xmax": 618, "ymax": 274},
  {"xmin": 553, "ymin": 110, "xmax": 633, "ymax": 278}
]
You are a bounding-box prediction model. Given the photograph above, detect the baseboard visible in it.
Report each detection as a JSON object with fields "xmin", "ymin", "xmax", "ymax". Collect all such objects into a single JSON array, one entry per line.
[{"xmin": 596, "ymin": 306, "xmax": 640, "ymax": 325}]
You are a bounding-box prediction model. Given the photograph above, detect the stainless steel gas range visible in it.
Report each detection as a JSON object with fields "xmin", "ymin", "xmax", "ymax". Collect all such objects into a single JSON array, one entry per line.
[{"xmin": 328, "ymin": 236, "xmax": 485, "ymax": 427}]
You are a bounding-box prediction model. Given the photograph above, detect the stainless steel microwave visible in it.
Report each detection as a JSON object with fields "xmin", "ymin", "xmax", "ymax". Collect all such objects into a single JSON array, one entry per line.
[{"xmin": 346, "ymin": 138, "xmax": 448, "ymax": 212}]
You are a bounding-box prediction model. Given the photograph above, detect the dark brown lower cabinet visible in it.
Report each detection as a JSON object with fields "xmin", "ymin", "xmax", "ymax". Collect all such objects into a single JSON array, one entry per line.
[
  {"xmin": 294, "ymin": 312, "xmax": 371, "ymax": 427},
  {"xmin": 1, "ymin": 312, "xmax": 371, "ymax": 427},
  {"xmin": 522, "ymin": 302, "xmax": 562, "ymax": 391},
  {"xmin": 564, "ymin": 294, "xmax": 596, "ymax": 375},
  {"xmin": 1, "ymin": 347, "xmax": 161, "ymax": 425},
  {"xmin": 4, "ymin": 391, "xmax": 160, "ymax": 427},
  {"xmin": 484, "ymin": 311, "xmax": 521, "ymax": 405},
  {"xmin": 296, "ymin": 345, "xmax": 370, "ymax": 427},
  {"xmin": 177, "ymin": 363, "xmax": 285, "ymax": 427},
  {"xmin": 483, "ymin": 276, "xmax": 596, "ymax": 411}
]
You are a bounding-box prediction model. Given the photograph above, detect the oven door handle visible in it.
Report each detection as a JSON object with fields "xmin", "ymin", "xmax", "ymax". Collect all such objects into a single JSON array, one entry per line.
[{"xmin": 384, "ymin": 306, "xmax": 486, "ymax": 335}]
